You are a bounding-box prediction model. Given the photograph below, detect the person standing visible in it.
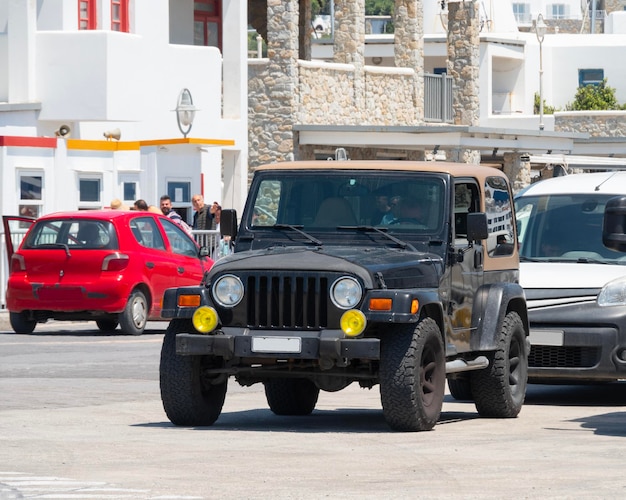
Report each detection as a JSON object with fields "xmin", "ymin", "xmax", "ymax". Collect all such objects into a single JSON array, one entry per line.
[
  {"xmin": 192, "ymin": 194, "xmax": 211, "ymax": 229},
  {"xmin": 160, "ymin": 194, "xmax": 193, "ymax": 235}
]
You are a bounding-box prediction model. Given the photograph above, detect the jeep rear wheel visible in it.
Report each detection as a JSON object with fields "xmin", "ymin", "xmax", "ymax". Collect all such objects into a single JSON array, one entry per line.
[
  {"xmin": 264, "ymin": 378, "xmax": 320, "ymax": 416},
  {"xmin": 448, "ymin": 376, "xmax": 474, "ymax": 401},
  {"xmin": 380, "ymin": 318, "xmax": 445, "ymax": 431},
  {"xmin": 471, "ymin": 311, "xmax": 527, "ymax": 418},
  {"xmin": 160, "ymin": 319, "xmax": 227, "ymax": 426}
]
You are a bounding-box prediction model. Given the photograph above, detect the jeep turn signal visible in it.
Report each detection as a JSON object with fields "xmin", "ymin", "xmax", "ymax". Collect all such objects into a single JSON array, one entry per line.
[
  {"xmin": 369, "ymin": 298, "xmax": 392, "ymax": 311},
  {"xmin": 340, "ymin": 309, "xmax": 367, "ymax": 337},
  {"xmin": 178, "ymin": 294, "xmax": 201, "ymax": 307},
  {"xmin": 192, "ymin": 306, "xmax": 219, "ymax": 334}
]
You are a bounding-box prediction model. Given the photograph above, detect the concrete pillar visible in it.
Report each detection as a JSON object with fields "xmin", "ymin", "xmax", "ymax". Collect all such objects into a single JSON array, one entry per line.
[
  {"xmin": 266, "ymin": 0, "xmax": 300, "ymax": 162},
  {"xmin": 503, "ymin": 152, "xmax": 531, "ymax": 194},
  {"xmin": 394, "ymin": 0, "xmax": 424, "ymax": 121},
  {"xmin": 333, "ymin": 0, "xmax": 365, "ymax": 116},
  {"xmin": 8, "ymin": 0, "xmax": 37, "ymax": 102},
  {"xmin": 447, "ymin": 0, "xmax": 480, "ymax": 126}
]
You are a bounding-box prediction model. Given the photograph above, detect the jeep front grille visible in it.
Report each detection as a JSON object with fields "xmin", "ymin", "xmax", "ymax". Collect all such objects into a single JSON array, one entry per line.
[
  {"xmin": 244, "ymin": 273, "xmax": 331, "ymax": 329},
  {"xmin": 529, "ymin": 345, "xmax": 600, "ymax": 368}
]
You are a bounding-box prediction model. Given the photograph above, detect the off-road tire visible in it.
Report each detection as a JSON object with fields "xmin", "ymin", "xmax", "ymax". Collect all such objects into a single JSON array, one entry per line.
[
  {"xmin": 471, "ymin": 311, "xmax": 527, "ymax": 418},
  {"xmin": 160, "ymin": 319, "xmax": 227, "ymax": 426},
  {"xmin": 96, "ymin": 318, "xmax": 118, "ymax": 332},
  {"xmin": 264, "ymin": 378, "xmax": 320, "ymax": 416},
  {"xmin": 380, "ymin": 318, "xmax": 445, "ymax": 431},
  {"xmin": 119, "ymin": 290, "xmax": 148, "ymax": 335},
  {"xmin": 448, "ymin": 376, "xmax": 474, "ymax": 401},
  {"xmin": 9, "ymin": 311, "xmax": 36, "ymax": 334}
]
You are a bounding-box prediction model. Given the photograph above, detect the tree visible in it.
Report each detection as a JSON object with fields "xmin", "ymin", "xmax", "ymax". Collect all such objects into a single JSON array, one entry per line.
[{"xmin": 567, "ymin": 79, "xmax": 620, "ymax": 111}]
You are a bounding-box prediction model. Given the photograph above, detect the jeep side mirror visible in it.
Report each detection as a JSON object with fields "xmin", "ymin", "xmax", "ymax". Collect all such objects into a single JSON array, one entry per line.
[
  {"xmin": 220, "ymin": 209, "xmax": 238, "ymax": 240},
  {"xmin": 603, "ymin": 196, "xmax": 626, "ymax": 252},
  {"xmin": 466, "ymin": 212, "xmax": 489, "ymax": 242}
]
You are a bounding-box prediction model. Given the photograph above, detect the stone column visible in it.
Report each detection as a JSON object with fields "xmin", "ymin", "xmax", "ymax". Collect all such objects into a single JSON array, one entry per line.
[
  {"xmin": 447, "ymin": 0, "xmax": 480, "ymax": 126},
  {"xmin": 503, "ymin": 153, "xmax": 531, "ymax": 194},
  {"xmin": 266, "ymin": 0, "xmax": 300, "ymax": 162},
  {"xmin": 333, "ymin": 0, "xmax": 366, "ymax": 117},
  {"xmin": 394, "ymin": 0, "xmax": 424, "ymax": 122}
]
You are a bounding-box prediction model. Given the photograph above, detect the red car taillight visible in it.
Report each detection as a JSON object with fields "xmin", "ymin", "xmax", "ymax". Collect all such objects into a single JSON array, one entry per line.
[
  {"xmin": 102, "ymin": 253, "xmax": 130, "ymax": 271},
  {"xmin": 10, "ymin": 254, "xmax": 26, "ymax": 273}
]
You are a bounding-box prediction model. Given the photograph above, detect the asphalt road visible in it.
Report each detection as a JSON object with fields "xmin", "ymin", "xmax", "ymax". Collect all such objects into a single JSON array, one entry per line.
[{"xmin": 1, "ymin": 319, "xmax": 626, "ymax": 499}]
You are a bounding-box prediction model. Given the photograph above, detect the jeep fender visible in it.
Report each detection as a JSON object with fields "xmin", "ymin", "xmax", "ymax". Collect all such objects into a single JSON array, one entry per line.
[{"xmin": 470, "ymin": 283, "xmax": 529, "ymax": 351}]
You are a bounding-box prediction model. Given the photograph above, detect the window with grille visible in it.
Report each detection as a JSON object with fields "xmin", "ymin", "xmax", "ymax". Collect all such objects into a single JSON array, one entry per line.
[
  {"xmin": 194, "ymin": 0, "xmax": 221, "ymax": 49},
  {"xmin": 111, "ymin": 0, "xmax": 129, "ymax": 32},
  {"xmin": 78, "ymin": 0, "xmax": 97, "ymax": 30}
]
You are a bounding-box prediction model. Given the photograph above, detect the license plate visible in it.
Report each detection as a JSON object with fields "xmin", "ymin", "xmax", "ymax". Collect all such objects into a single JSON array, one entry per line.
[
  {"xmin": 37, "ymin": 286, "xmax": 84, "ymax": 301},
  {"xmin": 529, "ymin": 329, "xmax": 564, "ymax": 346},
  {"xmin": 251, "ymin": 336, "xmax": 302, "ymax": 353}
]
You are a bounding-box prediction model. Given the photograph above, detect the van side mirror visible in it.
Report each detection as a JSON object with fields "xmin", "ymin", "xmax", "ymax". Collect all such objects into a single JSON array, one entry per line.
[
  {"xmin": 220, "ymin": 209, "xmax": 238, "ymax": 240},
  {"xmin": 603, "ymin": 196, "xmax": 626, "ymax": 252},
  {"xmin": 466, "ymin": 212, "xmax": 489, "ymax": 242}
]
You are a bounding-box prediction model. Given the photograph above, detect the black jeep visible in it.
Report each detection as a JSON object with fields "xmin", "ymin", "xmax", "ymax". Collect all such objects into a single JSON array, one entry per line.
[{"xmin": 159, "ymin": 161, "xmax": 529, "ymax": 431}]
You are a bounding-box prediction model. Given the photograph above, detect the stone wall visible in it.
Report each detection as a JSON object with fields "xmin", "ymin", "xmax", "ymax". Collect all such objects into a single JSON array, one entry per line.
[{"xmin": 555, "ymin": 111, "xmax": 626, "ymax": 136}]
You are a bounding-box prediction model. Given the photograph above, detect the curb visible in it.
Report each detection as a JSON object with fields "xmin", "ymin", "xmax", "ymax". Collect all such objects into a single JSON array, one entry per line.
[{"xmin": 0, "ymin": 311, "xmax": 11, "ymax": 332}]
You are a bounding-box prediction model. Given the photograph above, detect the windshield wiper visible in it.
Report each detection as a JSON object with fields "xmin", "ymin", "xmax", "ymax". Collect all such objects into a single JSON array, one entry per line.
[
  {"xmin": 37, "ymin": 243, "xmax": 71, "ymax": 258},
  {"xmin": 339, "ymin": 225, "xmax": 413, "ymax": 250},
  {"xmin": 273, "ymin": 224, "xmax": 323, "ymax": 246}
]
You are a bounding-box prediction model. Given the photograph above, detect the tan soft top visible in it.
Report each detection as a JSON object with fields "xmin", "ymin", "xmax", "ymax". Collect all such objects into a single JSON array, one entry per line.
[{"xmin": 255, "ymin": 160, "xmax": 507, "ymax": 183}]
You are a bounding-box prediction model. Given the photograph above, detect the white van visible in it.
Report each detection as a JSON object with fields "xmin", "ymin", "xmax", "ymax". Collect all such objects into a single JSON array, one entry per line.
[{"xmin": 515, "ymin": 171, "xmax": 626, "ymax": 383}]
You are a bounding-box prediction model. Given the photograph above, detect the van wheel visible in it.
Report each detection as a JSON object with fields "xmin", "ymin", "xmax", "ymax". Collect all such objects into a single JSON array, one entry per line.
[
  {"xmin": 264, "ymin": 379, "xmax": 320, "ymax": 416},
  {"xmin": 10, "ymin": 311, "xmax": 36, "ymax": 334},
  {"xmin": 380, "ymin": 318, "xmax": 445, "ymax": 431},
  {"xmin": 160, "ymin": 319, "xmax": 227, "ymax": 426},
  {"xmin": 471, "ymin": 311, "xmax": 528, "ymax": 417},
  {"xmin": 119, "ymin": 290, "xmax": 148, "ymax": 335}
]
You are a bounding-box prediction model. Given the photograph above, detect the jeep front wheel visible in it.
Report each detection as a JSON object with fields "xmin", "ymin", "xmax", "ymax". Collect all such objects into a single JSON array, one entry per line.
[
  {"xmin": 471, "ymin": 311, "xmax": 527, "ymax": 418},
  {"xmin": 264, "ymin": 378, "xmax": 320, "ymax": 416},
  {"xmin": 380, "ymin": 318, "xmax": 445, "ymax": 431},
  {"xmin": 160, "ymin": 319, "xmax": 227, "ymax": 426}
]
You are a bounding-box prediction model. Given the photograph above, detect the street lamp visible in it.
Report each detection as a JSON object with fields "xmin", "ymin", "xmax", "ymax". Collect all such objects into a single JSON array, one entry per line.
[{"xmin": 535, "ymin": 13, "xmax": 547, "ymax": 131}]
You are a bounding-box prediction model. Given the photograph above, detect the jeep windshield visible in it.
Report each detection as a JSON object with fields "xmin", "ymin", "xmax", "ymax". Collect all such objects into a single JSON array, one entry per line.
[
  {"xmin": 245, "ymin": 170, "xmax": 447, "ymax": 247},
  {"xmin": 515, "ymin": 193, "xmax": 625, "ymax": 263}
]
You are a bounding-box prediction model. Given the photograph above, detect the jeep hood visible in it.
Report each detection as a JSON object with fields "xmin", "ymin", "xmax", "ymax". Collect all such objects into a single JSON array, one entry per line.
[{"xmin": 211, "ymin": 245, "xmax": 443, "ymax": 289}]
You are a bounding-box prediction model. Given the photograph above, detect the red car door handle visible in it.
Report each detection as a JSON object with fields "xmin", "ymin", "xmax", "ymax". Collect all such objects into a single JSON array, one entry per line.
[
  {"xmin": 146, "ymin": 262, "xmax": 155, "ymax": 269},
  {"xmin": 177, "ymin": 267, "xmax": 184, "ymax": 274}
]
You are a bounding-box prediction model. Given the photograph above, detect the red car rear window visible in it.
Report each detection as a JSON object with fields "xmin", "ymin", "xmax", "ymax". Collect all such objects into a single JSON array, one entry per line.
[{"xmin": 24, "ymin": 220, "xmax": 119, "ymax": 250}]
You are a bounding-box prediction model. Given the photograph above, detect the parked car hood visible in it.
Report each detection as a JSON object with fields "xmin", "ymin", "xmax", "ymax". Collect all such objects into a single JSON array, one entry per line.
[{"xmin": 520, "ymin": 261, "xmax": 626, "ymax": 289}]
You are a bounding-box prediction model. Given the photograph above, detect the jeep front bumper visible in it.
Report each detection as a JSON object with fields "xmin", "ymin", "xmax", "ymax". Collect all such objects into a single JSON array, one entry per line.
[{"xmin": 176, "ymin": 328, "xmax": 380, "ymax": 361}]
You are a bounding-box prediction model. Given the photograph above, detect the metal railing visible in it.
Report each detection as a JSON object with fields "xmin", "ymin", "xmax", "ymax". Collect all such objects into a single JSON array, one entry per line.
[{"xmin": 424, "ymin": 73, "xmax": 453, "ymax": 123}]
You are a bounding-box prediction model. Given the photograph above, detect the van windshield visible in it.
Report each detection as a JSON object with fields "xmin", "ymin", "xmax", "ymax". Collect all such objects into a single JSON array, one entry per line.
[{"xmin": 515, "ymin": 193, "xmax": 624, "ymax": 263}]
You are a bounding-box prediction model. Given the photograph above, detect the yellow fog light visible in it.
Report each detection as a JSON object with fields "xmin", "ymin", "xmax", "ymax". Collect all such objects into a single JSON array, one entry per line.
[
  {"xmin": 340, "ymin": 309, "xmax": 367, "ymax": 337},
  {"xmin": 192, "ymin": 306, "xmax": 219, "ymax": 334}
]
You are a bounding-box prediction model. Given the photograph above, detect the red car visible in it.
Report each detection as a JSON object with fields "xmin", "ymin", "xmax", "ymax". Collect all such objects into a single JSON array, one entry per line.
[{"xmin": 2, "ymin": 210, "xmax": 213, "ymax": 335}]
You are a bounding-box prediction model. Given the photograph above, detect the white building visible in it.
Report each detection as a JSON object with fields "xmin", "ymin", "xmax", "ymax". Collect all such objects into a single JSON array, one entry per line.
[{"xmin": 0, "ymin": 0, "xmax": 248, "ymax": 223}]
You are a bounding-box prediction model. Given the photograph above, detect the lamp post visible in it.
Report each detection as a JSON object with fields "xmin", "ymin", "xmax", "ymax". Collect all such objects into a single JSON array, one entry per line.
[{"xmin": 535, "ymin": 13, "xmax": 547, "ymax": 131}]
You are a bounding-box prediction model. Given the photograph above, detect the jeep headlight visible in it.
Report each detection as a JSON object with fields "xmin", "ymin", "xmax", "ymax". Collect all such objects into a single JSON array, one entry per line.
[
  {"xmin": 212, "ymin": 274, "xmax": 244, "ymax": 307},
  {"xmin": 330, "ymin": 277, "xmax": 362, "ymax": 309},
  {"xmin": 598, "ymin": 276, "xmax": 626, "ymax": 307}
]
